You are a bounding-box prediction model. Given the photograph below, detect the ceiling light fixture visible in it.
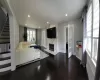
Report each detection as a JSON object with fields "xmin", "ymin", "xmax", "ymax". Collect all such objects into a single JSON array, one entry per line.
[
  {"xmin": 28, "ymin": 15, "xmax": 30, "ymax": 18},
  {"xmin": 47, "ymin": 22, "xmax": 49, "ymax": 24},
  {"xmin": 65, "ymin": 14, "xmax": 68, "ymax": 16}
]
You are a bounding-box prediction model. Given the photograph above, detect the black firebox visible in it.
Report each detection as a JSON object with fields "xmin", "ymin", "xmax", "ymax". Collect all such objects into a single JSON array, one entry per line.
[{"xmin": 49, "ymin": 44, "xmax": 54, "ymax": 51}]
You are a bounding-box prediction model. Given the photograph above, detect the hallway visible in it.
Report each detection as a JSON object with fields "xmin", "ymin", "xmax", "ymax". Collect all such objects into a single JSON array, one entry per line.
[{"xmin": 0, "ymin": 53, "xmax": 88, "ymax": 80}]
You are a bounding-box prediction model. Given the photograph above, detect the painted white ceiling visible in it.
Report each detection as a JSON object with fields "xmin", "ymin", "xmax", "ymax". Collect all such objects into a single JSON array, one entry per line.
[{"xmin": 9, "ymin": 0, "xmax": 87, "ymax": 28}]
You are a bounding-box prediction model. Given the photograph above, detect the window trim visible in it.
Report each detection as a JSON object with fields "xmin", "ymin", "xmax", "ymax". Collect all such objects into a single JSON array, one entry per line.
[
  {"xmin": 92, "ymin": 0, "xmax": 99, "ymax": 63},
  {"xmin": 86, "ymin": 0, "xmax": 99, "ymax": 65},
  {"xmin": 86, "ymin": 3, "xmax": 93, "ymax": 57}
]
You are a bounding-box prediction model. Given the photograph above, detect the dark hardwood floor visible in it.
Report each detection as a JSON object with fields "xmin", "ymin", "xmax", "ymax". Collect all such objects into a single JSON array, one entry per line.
[
  {"xmin": 0, "ymin": 53, "xmax": 88, "ymax": 80},
  {"xmin": 68, "ymin": 56, "xmax": 88, "ymax": 80}
]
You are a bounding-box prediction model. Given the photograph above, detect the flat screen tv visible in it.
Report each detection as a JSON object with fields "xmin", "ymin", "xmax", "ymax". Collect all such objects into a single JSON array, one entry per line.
[
  {"xmin": 47, "ymin": 28, "xmax": 52, "ymax": 38},
  {"xmin": 47, "ymin": 27, "xmax": 56, "ymax": 38}
]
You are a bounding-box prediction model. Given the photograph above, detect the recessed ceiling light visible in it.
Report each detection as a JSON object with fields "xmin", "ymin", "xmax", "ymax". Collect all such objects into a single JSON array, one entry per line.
[
  {"xmin": 25, "ymin": 24, "xmax": 27, "ymax": 26},
  {"xmin": 28, "ymin": 15, "xmax": 30, "ymax": 18},
  {"xmin": 47, "ymin": 22, "xmax": 49, "ymax": 24},
  {"xmin": 65, "ymin": 14, "xmax": 68, "ymax": 16},
  {"xmin": 39, "ymin": 26, "xmax": 40, "ymax": 28}
]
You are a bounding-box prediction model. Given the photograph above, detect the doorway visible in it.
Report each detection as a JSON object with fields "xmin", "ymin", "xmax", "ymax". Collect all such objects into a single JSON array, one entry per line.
[
  {"xmin": 66, "ymin": 27, "xmax": 68, "ymax": 54},
  {"xmin": 68, "ymin": 24, "xmax": 74, "ymax": 58}
]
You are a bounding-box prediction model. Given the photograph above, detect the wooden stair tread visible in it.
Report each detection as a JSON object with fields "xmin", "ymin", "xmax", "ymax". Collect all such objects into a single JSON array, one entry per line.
[
  {"xmin": 0, "ymin": 70, "xmax": 11, "ymax": 75},
  {"xmin": 2, "ymin": 31, "xmax": 9, "ymax": 32},
  {"xmin": 0, "ymin": 63, "xmax": 11, "ymax": 69},
  {"xmin": 0, "ymin": 57, "xmax": 11, "ymax": 61},
  {"xmin": 1, "ymin": 34, "xmax": 10, "ymax": 36},
  {"xmin": 3, "ymin": 29, "xmax": 9, "ymax": 31},
  {"xmin": 0, "ymin": 51, "xmax": 10, "ymax": 54},
  {"xmin": 0, "ymin": 37, "xmax": 10, "ymax": 39},
  {"xmin": 0, "ymin": 36, "xmax": 10, "ymax": 38},
  {"xmin": 0, "ymin": 42, "xmax": 10, "ymax": 44}
]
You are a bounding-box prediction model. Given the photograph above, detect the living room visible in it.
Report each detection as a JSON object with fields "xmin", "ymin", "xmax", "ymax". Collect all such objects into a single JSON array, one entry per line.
[{"xmin": 0, "ymin": 0, "xmax": 100, "ymax": 80}]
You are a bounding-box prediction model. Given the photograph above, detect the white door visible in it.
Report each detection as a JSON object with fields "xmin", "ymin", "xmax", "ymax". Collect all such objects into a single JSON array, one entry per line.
[{"xmin": 68, "ymin": 24, "xmax": 74, "ymax": 58}]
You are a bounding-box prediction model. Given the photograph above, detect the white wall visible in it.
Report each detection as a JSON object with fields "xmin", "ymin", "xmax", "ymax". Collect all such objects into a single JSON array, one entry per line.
[
  {"xmin": 10, "ymin": 15, "xmax": 19, "ymax": 70},
  {"xmin": 57, "ymin": 19, "xmax": 83, "ymax": 54},
  {"xmin": 13, "ymin": 19, "xmax": 19, "ymax": 48},
  {"xmin": 57, "ymin": 23, "xmax": 66, "ymax": 53}
]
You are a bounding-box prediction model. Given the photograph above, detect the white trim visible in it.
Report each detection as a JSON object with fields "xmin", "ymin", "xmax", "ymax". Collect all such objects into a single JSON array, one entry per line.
[{"xmin": 0, "ymin": 59, "xmax": 11, "ymax": 65}]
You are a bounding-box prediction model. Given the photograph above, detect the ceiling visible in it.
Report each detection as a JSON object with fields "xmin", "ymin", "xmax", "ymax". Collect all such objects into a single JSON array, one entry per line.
[{"xmin": 9, "ymin": 0, "xmax": 87, "ymax": 28}]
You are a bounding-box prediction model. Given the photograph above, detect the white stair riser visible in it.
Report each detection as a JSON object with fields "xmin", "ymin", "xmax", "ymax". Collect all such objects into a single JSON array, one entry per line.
[
  {"xmin": 0, "ymin": 59, "xmax": 11, "ymax": 65},
  {"xmin": 0, "ymin": 66, "xmax": 11, "ymax": 72},
  {"xmin": 0, "ymin": 53, "xmax": 11, "ymax": 58}
]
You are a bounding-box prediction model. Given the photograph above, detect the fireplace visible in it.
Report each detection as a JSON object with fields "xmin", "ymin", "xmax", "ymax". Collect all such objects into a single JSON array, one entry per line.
[{"xmin": 49, "ymin": 44, "xmax": 54, "ymax": 51}]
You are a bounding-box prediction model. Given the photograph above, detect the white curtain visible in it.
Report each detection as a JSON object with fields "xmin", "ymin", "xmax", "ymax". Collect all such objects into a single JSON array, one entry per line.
[
  {"xmin": 41, "ymin": 29, "xmax": 46, "ymax": 47},
  {"xmin": 27, "ymin": 29, "xmax": 36, "ymax": 43}
]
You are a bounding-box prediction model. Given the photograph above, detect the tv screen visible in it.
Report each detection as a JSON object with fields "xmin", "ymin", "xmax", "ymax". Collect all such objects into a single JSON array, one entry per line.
[
  {"xmin": 47, "ymin": 27, "xmax": 56, "ymax": 38},
  {"xmin": 52, "ymin": 27, "xmax": 56, "ymax": 38},
  {"xmin": 47, "ymin": 29, "xmax": 51, "ymax": 38}
]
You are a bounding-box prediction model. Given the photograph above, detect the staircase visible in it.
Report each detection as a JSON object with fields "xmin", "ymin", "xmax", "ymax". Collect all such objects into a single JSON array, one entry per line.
[
  {"xmin": 0, "ymin": 14, "xmax": 11, "ymax": 75},
  {"xmin": 0, "ymin": 14, "xmax": 10, "ymax": 43}
]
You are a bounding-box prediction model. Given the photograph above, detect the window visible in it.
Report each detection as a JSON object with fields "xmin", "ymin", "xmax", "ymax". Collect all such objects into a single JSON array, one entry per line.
[
  {"xmin": 27, "ymin": 29, "xmax": 36, "ymax": 43},
  {"xmin": 92, "ymin": 0, "xmax": 99, "ymax": 62},
  {"xmin": 86, "ymin": 0, "xmax": 99, "ymax": 64},
  {"xmin": 86, "ymin": 4, "xmax": 92, "ymax": 55}
]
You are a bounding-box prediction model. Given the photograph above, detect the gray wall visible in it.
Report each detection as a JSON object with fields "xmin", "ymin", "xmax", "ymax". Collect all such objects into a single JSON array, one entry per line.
[
  {"xmin": 36, "ymin": 29, "xmax": 42, "ymax": 45},
  {"xmin": 19, "ymin": 26, "xmax": 24, "ymax": 42},
  {"xmin": 72, "ymin": 19, "xmax": 83, "ymax": 54}
]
